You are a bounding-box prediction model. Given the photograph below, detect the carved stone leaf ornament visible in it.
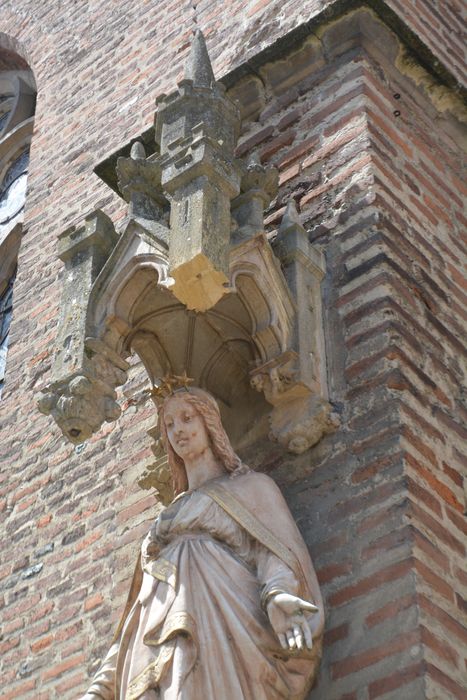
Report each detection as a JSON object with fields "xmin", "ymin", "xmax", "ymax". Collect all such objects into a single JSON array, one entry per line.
[{"xmin": 37, "ymin": 30, "xmax": 337, "ymax": 459}]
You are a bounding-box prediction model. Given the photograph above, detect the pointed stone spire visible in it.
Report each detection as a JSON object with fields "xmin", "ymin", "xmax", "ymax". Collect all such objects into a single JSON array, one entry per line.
[
  {"xmin": 279, "ymin": 199, "xmax": 303, "ymax": 233},
  {"xmin": 246, "ymin": 151, "xmax": 262, "ymax": 167},
  {"xmin": 185, "ymin": 29, "xmax": 215, "ymax": 87},
  {"xmin": 130, "ymin": 141, "xmax": 146, "ymax": 160}
]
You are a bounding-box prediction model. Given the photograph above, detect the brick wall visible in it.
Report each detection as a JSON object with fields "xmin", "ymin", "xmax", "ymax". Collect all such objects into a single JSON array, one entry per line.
[
  {"xmin": 0, "ymin": 2, "xmax": 465, "ymax": 699},
  {"xmin": 232, "ymin": 9, "xmax": 466, "ymax": 699}
]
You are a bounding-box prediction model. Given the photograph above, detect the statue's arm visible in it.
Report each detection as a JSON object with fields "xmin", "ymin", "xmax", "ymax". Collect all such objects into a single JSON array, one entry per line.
[
  {"xmin": 256, "ymin": 545, "xmax": 301, "ymax": 609},
  {"xmin": 79, "ymin": 641, "xmax": 119, "ymax": 700},
  {"xmin": 256, "ymin": 545, "xmax": 318, "ymax": 651}
]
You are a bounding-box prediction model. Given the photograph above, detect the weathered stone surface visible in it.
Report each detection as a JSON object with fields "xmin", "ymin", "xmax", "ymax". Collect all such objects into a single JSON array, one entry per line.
[
  {"xmin": 116, "ymin": 142, "xmax": 169, "ymax": 226},
  {"xmin": 156, "ymin": 33, "xmax": 241, "ymax": 310}
]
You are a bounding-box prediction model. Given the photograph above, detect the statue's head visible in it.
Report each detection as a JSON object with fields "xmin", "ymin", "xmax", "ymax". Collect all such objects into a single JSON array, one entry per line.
[{"xmin": 158, "ymin": 387, "xmax": 246, "ymax": 494}]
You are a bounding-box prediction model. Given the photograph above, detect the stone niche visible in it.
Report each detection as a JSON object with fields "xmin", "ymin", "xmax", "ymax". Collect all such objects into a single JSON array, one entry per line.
[{"xmin": 37, "ymin": 31, "xmax": 337, "ymax": 473}]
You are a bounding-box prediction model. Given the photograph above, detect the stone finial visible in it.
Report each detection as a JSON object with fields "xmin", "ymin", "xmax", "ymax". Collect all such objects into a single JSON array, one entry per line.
[
  {"xmin": 246, "ymin": 151, "xmax": 262, "ymax": 167},
  {"xmin": 279, "ymin": 199, "xmax": 303, "ymax": 232},
  {"xmin": 231, "ymin": 155, "xmax": 278, "ymax": 242},
  {"xmin": 117, "ymin": 151, "xmax": 168, "ymax": 224},
  {"xmin": 130, "ymin": 141, "xmax": 146, "ymax": 160},
  {"xmin": 185, "ymin": 29, "xmax": 216, "ymax": 87}
]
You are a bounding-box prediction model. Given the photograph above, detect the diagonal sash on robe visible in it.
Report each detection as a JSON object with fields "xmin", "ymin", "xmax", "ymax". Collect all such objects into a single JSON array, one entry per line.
[{"xmin": 200, "ymin": 480, "xmax": 310, "ymax": 597}]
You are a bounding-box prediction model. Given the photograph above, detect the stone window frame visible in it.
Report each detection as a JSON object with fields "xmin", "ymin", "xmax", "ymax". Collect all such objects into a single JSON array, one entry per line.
[{"xmin": 0, "ymin": 63, "xmax": 36, "ymax": 397}]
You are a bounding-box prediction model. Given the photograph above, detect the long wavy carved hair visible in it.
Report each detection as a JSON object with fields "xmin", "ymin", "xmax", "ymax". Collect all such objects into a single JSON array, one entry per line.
[{"xmin": 158, "ymin": 387, "xmax": 248, "ymax": 495}]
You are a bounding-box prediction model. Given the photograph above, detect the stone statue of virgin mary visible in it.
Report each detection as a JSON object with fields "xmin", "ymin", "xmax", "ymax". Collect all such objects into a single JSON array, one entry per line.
[{"xmin": 81, "ymin": 386, "xmax": 324, "ymax": 700}]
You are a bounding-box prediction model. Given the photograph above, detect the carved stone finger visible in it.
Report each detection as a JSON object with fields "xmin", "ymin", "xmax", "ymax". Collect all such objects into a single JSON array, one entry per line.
[
  {"xmin": 278, "ymin": 633, "xmax": 288, "ymax": 650},
  {"xmin": 294, "ymin": 624, "xmax": 304, "ymax": 650},
  {"xmin": 302, "ymin": 619, "xmax": 313, "ymax": 650},
  {"xmin": 286, "ymin": 629, "xmax": 296, "ymax": 649}
]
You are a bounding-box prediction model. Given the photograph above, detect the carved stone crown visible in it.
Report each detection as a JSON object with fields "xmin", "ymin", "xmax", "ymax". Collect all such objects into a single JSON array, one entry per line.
[{"xmin": 149, "ymin": 372, "xmax": 195, "ymax": 405}]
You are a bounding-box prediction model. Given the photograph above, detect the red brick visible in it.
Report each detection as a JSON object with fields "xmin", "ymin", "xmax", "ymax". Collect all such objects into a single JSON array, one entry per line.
[
  {"xmin": 413, "ymin": 529, "xmax": 450, "ymax": 571},
  {"xmin": 0, "ymin": 678, "xmax": 36, "ymax": 700},
  {"xmin": 427, "ymin": 663, "xmax": 466, "ymax": 700},
  {"xmin": 324, "ymin": 623, "xmax": 350, "ymax": 647},
  {"xmin": 368, "ymin": 662, "xmax": 424, "ymax": 699},
  {"xmin": 75, "ymin": 530, "xmax": 103, "ymax": 553},
  {"xmin": 29, "ymin": 601, "xmax": 54, "ymax": 624},
  {"xmin": 247, "ymin": 0, "xmax": 270, "ymax": 17},
  {"xmin": 41, "ymin": 653, "xmax": 86, "ymax": 682},
  {"xmin": 407, "ymin": 475, "xmax": 442, "ymax": 516},
  {"xmin": 3, "ymin": 594, "xmax": 41, "ymax": 622},
  {"xmin": 0, "ymin": 637, "xmax": 20, "ymax": 655},
  {"xmin": 421, "ymin": 626, "xmax": 460, "ymax": 669},
  {"xmin": 260, "ymin": 129, "xmax": 296, "ymax": 161},
  {"xmin": 418, "ymin": 595, "xmax": 467, "ymax": 644},
  {"xmin": 351, "ymin": 453, "xmax": 401, "ymax": 484},
  {"xmin": 329, "ymin": 559, "xmax": 412, "ymax": 607},
  {"xmin": 54, "ymin": 671, "xmax": 87, "ymax": 695},
  {"xmin": 316, "ymin": 561, "xmax": 352, "ymax": 584},
  {"xmin": 277, "ymin": 135, "xmax": 318, "ymax": 169},
  {"xmin": 444, "ymin": 506, "xmax": 467, "ymax": 537},
  {"xmin": 300, "ymin": 153, "xmax": 372, "ymax": 207},
  {"xmin": 407, "ymin": 453, "xmax": 463, "ymax": 513},
  {"xmin": 362, "ymin": 527, "xmax": 412, "ymax": 561},
  {"xmin": 442, "ymin": 461, "xmax": 464, "ymax": 488},
  {"xmin": 365, "ymin": 595, "xmax": 416, "ymax": 629},
  {"xmin": 414, "ymin": 559, "xmax": 454, "ymax": 603},
  {"xmin": 84, "ymin": 592, "xmax": 104, "ymax": 612},
  {"xmin": 332, "ymin": 630, "xmax": 419, "ymax": 679},
  {"xmin": 236, "ymin": 125, "xmax": 275, "ymax": 156},
  {"xmin": 408, "ymin": 502, "xmax": 465, "ymax": 556},
  {"xmin": 37, "ymin": 514, "xmax": 52, "ymax": 528},
  {"xmin": 30, "ymin": 634, "xmax": 54, "ymax": 654}
]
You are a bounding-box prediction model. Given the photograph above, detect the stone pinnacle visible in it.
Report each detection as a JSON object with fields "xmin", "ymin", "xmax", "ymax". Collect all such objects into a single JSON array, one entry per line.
[
  {"xmin": 246, "ymin": 151, "xmax": 262, "ymax": 167},
  {"xmin": 185, "ymin": 29, "xmax": 215, "ymax": 87},
  {"xmin": 130, "ymin": 141, "xmax": 146, "ymax": 160},
  {"xmin": 280, "ymin": 199, "xmax": 302, "ymax": 231}
]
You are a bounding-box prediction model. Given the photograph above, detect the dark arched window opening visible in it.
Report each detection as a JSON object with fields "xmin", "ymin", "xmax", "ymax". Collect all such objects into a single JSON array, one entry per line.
[{"xmin": 0, "ymin": 47, "xmax": 36, "ymax": 397}]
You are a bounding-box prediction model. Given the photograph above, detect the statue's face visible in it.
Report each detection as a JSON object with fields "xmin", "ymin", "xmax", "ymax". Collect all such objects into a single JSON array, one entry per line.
[{"xmin": 164, "ymin": 395, "xmax": 210, "ymax": 462}]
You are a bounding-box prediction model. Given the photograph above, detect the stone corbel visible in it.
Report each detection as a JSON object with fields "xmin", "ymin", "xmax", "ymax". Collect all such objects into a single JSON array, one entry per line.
[
  {"xmin": 250, "ymin": 351, "xmax": 338, "ymax": 454},
  {"xmin": 37, "ymin": 338, "xmax": 129, "ymax": 444},
  {"xmin": 137, "ymin": 426, "xmax": 173, "ymax": 505}
]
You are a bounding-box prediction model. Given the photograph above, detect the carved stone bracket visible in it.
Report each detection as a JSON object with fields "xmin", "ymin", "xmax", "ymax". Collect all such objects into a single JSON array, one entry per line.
[
  {"xmin": 250, "ymin": 351, "xmax": 338, "ymax": 454},
  {"xmin": 37, "ymin": 338, "xmax": 129, "ymax": 444}
]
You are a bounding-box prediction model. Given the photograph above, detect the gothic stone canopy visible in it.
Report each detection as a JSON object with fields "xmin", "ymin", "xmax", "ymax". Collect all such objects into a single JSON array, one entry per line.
[{"xmin": 37, "ymin": 31, "xmax": 337, "ymax": 456}]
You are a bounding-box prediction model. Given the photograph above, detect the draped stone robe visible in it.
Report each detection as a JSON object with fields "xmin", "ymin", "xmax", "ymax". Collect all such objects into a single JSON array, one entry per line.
[{"xmin": 86, "ymin": 472, "xmax": 324, "ymax": 700}]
